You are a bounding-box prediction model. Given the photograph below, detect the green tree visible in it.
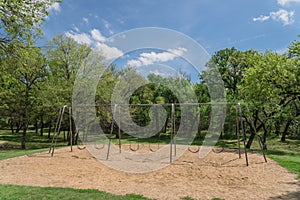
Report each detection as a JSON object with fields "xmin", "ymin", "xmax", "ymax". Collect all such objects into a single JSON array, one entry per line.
[
  {"xmin": 46, "ymin": 34, "xmax": 92, "ymax": 106},
  {"xmin": 240, "ymin": 51, "xmax": 298, "ymax": 144},
  {"xmin": 286, "ymin": 37, "xmax": 300, "ymax": 138},
  {"xmin": 0, "ymin": 0, "xmax": 61, "ymax": 52},
  {"xmin": 1, "ymin": 44, "xmax": 47, "ymax": 149},
  {"xmin": 45, "ymin": 34, "xmax": 92, "ymax": 144},
  {"xmin": 205, "ymin": 47, "xmax": 258, "ymax": 100}
]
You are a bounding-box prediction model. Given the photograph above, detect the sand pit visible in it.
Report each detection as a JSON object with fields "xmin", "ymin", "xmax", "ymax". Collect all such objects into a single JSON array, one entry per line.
[{"xmin": 0, "ymin": 146, "xmax": 299, "ymax": 200}]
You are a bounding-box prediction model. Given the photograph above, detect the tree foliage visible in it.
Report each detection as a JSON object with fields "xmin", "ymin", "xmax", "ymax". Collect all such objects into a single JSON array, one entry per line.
[
  {"xmin": 0, "ymin": 0, "xmax": 61, "ymax": 52},
  {"xmin": 0, "ymin": 0, "xmax": 299, "ymax": 148}
]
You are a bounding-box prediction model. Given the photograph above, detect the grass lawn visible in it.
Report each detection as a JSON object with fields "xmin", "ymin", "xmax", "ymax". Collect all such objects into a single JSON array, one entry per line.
[
  {"xmin": 0, "ymin": 129, "xmax": 68, "ymax": 160},
  {"xmin": 0, "ymin": 185, "xmax": 149, "ymax": 200},
  {"xmin": 264, "ymin": 135, "xmax": 300, "ymax": 179},
  {"xmin": 217, "ymin": 134, "xmax": 300, "ymax": 179}
]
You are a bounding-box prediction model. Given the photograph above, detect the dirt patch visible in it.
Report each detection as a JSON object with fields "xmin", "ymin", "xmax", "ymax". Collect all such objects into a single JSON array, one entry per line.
[{"xmin": 0, "ymin": 146, "xmax": 299, "ymax": 200}]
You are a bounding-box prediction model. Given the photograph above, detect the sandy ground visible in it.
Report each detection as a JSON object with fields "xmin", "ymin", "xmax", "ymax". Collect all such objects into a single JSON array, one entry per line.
[{"xmin": 0, "ymin": 146, "xmax": 299, "ymax": 200}]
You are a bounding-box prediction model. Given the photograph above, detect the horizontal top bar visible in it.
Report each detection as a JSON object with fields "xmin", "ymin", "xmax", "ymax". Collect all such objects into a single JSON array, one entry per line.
[{"xmin": 72, "ymin": 102, "xmax": 247, "ymax": 107}]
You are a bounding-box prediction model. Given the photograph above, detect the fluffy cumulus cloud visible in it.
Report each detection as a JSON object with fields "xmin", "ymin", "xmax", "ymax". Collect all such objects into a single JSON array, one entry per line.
[
  {"xmin": 95, "ymin": 43, "xmax": 123, "ymax": 60},
  {"xmin": 253, "ymin": 9, "xmax": 294, "ymax": 25},
  {"xmin": 270, "ymin": 9, "xmax": 295, "ymax": 25},
  {"xmin": 277, "ymin": 0, "xmax": 300, "ymax": 6},
  {"xmin": 65, "ymin": 29, "xmax": 123, "ymax": 60},
  {"xmin": 65, "ymin": 31, "xmax": 92, "ymax": 45},
  {"xmin": 49, "ymin": 2, "xmax": 61, "ymax": 13},
  {"xmin": 91, "ymin": 29, "xmax": 106, "ymax": 42},
  {"xmin": 253, "ymin": 0, "xmax": 300, "ymax": 25},
  {"xmin": 127, "ymin": 47, "xmax": 187, "ymax": 67}
]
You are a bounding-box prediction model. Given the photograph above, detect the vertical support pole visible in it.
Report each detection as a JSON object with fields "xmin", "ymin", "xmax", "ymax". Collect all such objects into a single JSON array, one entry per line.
[
  {"xmin": 236, "ymin": 104, "xmax": 241, "ymax": 159},
  {"xmin": 173, "ymin": 104, "xmax": 177, "ymax": 157},
  {"xmin": 118, "ymin": 105, "xmax": 121, "ymax": 154},
  {"xmin": 49, "ymin": 107, "xmax": 62, "ymax": 153},
  {"xmin": 238, "ymin": 103, "xmax": 249, "ymax": 166},
  {"xmin": 106, "ymin": 104, "xmax": 117, "ymax": 160},
  {"xmin": 156, "ymin": 106, "xmax": 159, "ymax": 137},
  {"xmin": 170, "ymin": 103, "xmax": 175, "ymax": 163},
  {"xmin": 51, "ymin": 105, "xmax": 67, "ymax": 157},
  {"xmin": 198, "ymin": 104, "xmax": 201, "ymax": 142},
  {"xmin": 156, "ymin": 106, "xmax": 160, "ymax": 149},
  {"xmin": 69, "ymin": 107, "xmax": 73, "ymax": 152}
]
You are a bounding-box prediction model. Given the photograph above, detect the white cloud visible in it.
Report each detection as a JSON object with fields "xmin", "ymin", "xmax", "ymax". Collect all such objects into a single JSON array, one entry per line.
[
  {"xmin": 83, "ymin": 17, "xmax": 89, "ymax": 23},
  {"xmin": 127, "ymin": 48, "xmax": 187, "ymax": 67},
  {"xmin": 91, "ymin": 29, "xmax": 106, "ymax": 42},
  {"xmin": 253, "ymin": 15, "xmax": 270, "ymax": 22},
  {"xmin": 95, "ymin": 42, "xmax": 123, "ymax": 60},
  {"xmin": 102, "ymin": 19, "xmax": 114, "ymax": 35},
  {"xmin": 49, "ymin": 2, "xmax": 61, "ymax": 13},
  {"xmin": 65, "ymin": 25, "xmax": 123, "ymax": 60},
  {"xmin": 73, "ymin": 26, "xmax": 80, "ymax": 33},
  {"xmin": 270, "ymin": 9, "xmax": 294, "ymax": 25},
  {"xmin": 277, "ymin": 0, "xmax": 300, "ymax": 6},
  {"xmin": 65, "ymin": 31, "xmax": 92, "ymax": 45},
  {"xmin": 253, "ymin": 9, "xmax": 294, "ymax": 25}
]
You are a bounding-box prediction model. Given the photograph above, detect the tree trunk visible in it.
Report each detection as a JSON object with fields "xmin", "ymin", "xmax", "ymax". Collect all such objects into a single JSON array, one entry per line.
[
  {"xmin": 16, "ymin": 121, "xmax": 21, "ymax": 133},
  {"xmin": 246, "ymin": 132, "xmax": 255, "ymax": 149},
  {"xmin": 262, "ymin": 123, "xmax": 267, "ymax": 144},
  {"xmin": 40, "ymin": 115, "xmax": 44, "ymax": 137},
  {"xmin": 163, "ymin": 116, "xmax": 169, "ymax": 133},
  {"xmin": 246, "ymin": 122, "xmax": 264, "ymax": 149},
  {"xmin": 197, "ymin": 122, "xmax": 202, "ymax": 139},
  {"xmin": 21, "ymin": 121, "xmax": 27, "ymax": 149},
  {"xmin": 281, "ymin": 120, "xmax": 292, "ymax": 142},
  {"xmin": 48, "ymin": 122, "xmax": 52, "ymax": 139},
  {"xmin": 10, "ymin": 120, "xmax": 14, "ymax": 134},
  {"xmin": 21, "ymin": 85, "xmax": 29, "ymax": 149},
  {"xmin": 35, "ymin": 121, "xmax": 38, "ymax": 135},
  {"xmin": 275, "ymin": 122, "xmax": 280, "ymax": 135}
]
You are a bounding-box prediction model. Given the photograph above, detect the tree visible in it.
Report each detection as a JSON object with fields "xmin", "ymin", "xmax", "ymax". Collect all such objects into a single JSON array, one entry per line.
[
  {"xmin": 0, "ymin": 0, "xmax": 62, "ymax": 147},
  {"xmin": 240, "ymin": 51, "xmax": 298, "ymax": 145},
  {"xmin": 0, "ymin": 0, "xmax": 61, "ymax": 52},
  {"xmin": 46, "ymin": 34, "xmax": 92, "ymax": 107},
  {"xmin": 1, "ymin": 44, "xmax": 47, "ymax": 149},
  {"xmin": 205, "ymin": 47, "xmax": 258, "ymax": 100},
  {"xmin": 45, "ymin": 34, "xmax": 92, "ymax": 144},
  {"xmin": 286, "ymin": 37, "xmax": 300, "ymax": 139}
]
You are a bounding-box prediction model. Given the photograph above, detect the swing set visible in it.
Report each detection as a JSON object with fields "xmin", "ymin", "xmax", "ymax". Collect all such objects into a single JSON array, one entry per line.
[{"xmin": 49, "ymin": 102, "xmax": 267, "ymax": 166}]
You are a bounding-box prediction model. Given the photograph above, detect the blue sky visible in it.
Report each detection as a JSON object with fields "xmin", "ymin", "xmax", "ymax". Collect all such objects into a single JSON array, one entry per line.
[{"xmin": 43, "ymin": 0, "xmax": 300, "ymax": 81}]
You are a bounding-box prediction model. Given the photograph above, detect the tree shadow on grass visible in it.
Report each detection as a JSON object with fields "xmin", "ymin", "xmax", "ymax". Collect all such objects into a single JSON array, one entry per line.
[
  {"xmin": 270, "ymin": 188, "xmax": 300, "ymax": 200},
  {"xmin": 266, "ymin": 149, "xmax": 299, "ymax": 156}
]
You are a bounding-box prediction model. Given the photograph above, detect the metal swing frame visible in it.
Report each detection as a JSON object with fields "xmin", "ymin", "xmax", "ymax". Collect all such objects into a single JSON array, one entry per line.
[{"xmin": 51, "ymin": 102, "xmax": 267, "ymax": 166}]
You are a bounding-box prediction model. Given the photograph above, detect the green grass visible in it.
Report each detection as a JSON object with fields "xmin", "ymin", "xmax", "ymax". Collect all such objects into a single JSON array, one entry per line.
[
  {"xmin": 0, "ymin": 148, "xmax": 49, "ymax": 160},
  {"xmin": 181, "ymin": 197, "xmax": 223, "ymax": 200},
  {"xmin": 263, "ymin": 135, "xmax": 300, "ymax": 179},
  {"xmin": 0, "ymin": 185, "xmax": 149, "ymax": 200},
  {"xmin": 185, "ymin": 132, "xmax": 300, "ymax": 179},
  {"xmin": 0, "ymin": 129, "xmax": 68, "ymax": 160},
  {"xmin": 216, "ymin": 133, "xmax": 300, "ymax": 179},
  {"xmin": 267, "ymin": 153, "xmax": 300, "ymax": 178}
]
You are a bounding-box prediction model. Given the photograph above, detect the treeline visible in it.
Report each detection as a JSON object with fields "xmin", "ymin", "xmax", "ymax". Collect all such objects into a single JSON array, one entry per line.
[
  {"xmin": 206, "ymin": 46, "xmax": 300, "ymax": 146},
  {"xmin": 0, "ymin": 1, "xmax": 299, "ymax": 149}
]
